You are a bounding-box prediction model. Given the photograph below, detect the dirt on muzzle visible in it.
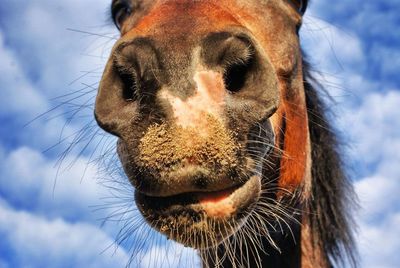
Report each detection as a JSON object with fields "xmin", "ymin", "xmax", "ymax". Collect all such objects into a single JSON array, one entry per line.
[{"xmin": 137, "ymin": 115, "xmax": 240, "ymax": 173}]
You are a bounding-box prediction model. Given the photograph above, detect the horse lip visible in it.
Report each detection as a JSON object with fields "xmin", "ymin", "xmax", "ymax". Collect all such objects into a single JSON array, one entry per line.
[
  {"xmin": 135, "ymin": 174, "xmax": 261, "ymax": 218},
  {"xmin": 135, "ymin": 179, "xmax": 243, "ymax": 198},
  {"xmin": 132, "ymin": 164, "xmax": 243, "ymax": 198},
  {"xmin": 134, "ymin": 180, "xmax": 244, "ymax": 204}
]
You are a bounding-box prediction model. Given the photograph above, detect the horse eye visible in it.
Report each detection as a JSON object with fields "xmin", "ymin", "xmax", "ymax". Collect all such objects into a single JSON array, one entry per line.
[
  {"xmin": 112, "ymin": 1, "xmax": 132, "ymax": 30},
  {"xmin": 288, "ymin": 0, "xmax": 308, "ymax": 15}
]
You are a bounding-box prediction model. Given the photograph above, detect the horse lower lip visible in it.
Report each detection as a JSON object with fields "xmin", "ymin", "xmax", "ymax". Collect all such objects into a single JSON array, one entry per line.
[
  {"xmin": 196, "ymin": 186, "xmax": 238, "ymax": 203},
  {"xmin": 138, "ymin": 183, "xmax": 242, "ymax": 204},
  {"xmin": 136, "ymin": 175, "xmax": 260, "ymax": 219},
  {"xmin": 196, "ymin": 186, "xmax": 238, "ymax": 217}
]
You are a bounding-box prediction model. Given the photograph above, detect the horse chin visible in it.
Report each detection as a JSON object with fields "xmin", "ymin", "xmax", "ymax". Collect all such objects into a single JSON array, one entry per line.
[{"xmin": 135, "ymin": 174, "xmax": 261, "ymax": 249}]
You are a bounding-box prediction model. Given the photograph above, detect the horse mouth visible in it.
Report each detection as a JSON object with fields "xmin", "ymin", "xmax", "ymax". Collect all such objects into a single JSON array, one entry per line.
[{"xmin": 135, "ymin": 174, "xmax": 261, "ymax": 248}]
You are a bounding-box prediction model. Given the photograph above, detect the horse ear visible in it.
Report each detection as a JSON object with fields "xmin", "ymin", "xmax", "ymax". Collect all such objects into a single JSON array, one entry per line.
[{"xmin": 288, "ymin": 0, "xmax": 308, "ymax": 15}]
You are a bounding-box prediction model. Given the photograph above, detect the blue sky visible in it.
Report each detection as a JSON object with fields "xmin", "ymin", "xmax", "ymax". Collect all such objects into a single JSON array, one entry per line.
[{"xmin": 0, "ymin": 0, "xmax": 399, "ymax": 267}]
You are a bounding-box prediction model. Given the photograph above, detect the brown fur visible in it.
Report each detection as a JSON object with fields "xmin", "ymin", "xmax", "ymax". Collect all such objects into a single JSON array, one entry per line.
[{"xmin": 94, "ymin": 1, "xmax": 357, "ymax": 267}]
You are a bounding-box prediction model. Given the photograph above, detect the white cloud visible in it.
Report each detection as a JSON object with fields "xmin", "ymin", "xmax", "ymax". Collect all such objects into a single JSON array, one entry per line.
[
  {"xmin": 301, "ymin": 16, "xmax": 364, "ymax": 71},
  {"xmin": 0, "ymin": 29, "xmax": 87, "ymax": 150},
  {"xmin": 357, "ymin": 212, "xmax": 400, "ymax": 268},
  {"xmin": 0, "ymin": 0, "xmax": 116, "ymax": 152},
  {"xmin": 0, "ymin": 30, "xmax": 48, "ymax": 116},
  {"xmin": 0, "ymin": 201, "xmax": 129, "ymax": 268},
  {"xmin": 343, "ymin": 90, "xmax": 400, "ymax": 268},
  {"xmin": 341, "ymin": 90, "xmax": 400, "ymax": 169},
  {"xmin": 308, "ymin": 0, "xmax": 400, "ymax": 89},
  {"xmin": 355, "ymin": 175, "xmax": 400, "ymax": 222},
  {"xmin": 0, "ymin": 146, "xmax": 112, "ymax": 221},
  {"xmin": 300, "ymin": 15, "xmax": 373, "ymax": 101},
  {"xmin": 370, "ymin": 45, "xmax": 400, "ymax": 81},
  {"xmin": 1, "ymin": 0, "xmax": 116, "ymax": 97}
]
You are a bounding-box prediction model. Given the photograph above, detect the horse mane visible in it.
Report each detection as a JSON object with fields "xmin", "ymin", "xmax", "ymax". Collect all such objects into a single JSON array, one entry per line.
[{"xmin": 302, "ymin": 58, "xmax": 358, "ymax": 267}]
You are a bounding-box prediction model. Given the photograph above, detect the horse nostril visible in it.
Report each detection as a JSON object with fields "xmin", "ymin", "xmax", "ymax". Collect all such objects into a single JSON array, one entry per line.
[
  {"xmin": 115, "ymin": 65, "xmax": 138, "ymax": 101},
  {"xmin": 223, "ymin": 53, "xmax": 254, "ymax": 93},
  {"xmin": 113, "ymin": 37, "xmax": 162, "ymax": 103},
  {"xmin": 202, "ymin": 32, "xmax": 255, "ymax": 93}
]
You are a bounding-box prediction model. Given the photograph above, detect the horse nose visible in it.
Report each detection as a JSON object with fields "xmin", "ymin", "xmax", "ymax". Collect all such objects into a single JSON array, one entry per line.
[
  {"xmin": 113, "ymin": 37, "xmax": 161, "ymax": 102},
  {"xmin": 201, "ymin": 32, "xmax": 255, "ymax": 93},
  {"xmin": 94, "ymin": 37, "xmax": 163, "ymax": 136}
]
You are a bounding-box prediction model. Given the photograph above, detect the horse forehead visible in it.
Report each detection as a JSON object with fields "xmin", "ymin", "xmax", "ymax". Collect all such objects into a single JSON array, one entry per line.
[
  {"xmin": 121, "ymin": 0, "xmax": 293, "ymax": 43},
  {"xmin": 123, "ymin": 0, "xmax": 243, "ymax": 38}
]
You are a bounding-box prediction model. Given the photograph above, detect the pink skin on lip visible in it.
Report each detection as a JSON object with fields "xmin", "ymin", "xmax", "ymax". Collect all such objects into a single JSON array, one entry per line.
[
  {"xmin": 162, "ymin": 70, "xmax": 226, "ymax": 132},
  {"xmin": 198, "ymin": 188, "xmax": 236, "ymax": 218}
]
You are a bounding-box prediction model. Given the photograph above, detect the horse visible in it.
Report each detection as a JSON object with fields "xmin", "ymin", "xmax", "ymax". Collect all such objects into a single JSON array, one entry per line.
[{"xmin": 94, "ymin": 0, "xmax": 357, "ymax": 267}]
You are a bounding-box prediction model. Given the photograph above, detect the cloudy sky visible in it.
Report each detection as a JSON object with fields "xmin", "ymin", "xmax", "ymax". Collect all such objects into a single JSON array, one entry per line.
[{"xmin": 0, "ymin": 1, "xmax": 399, "ymax": 267}]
